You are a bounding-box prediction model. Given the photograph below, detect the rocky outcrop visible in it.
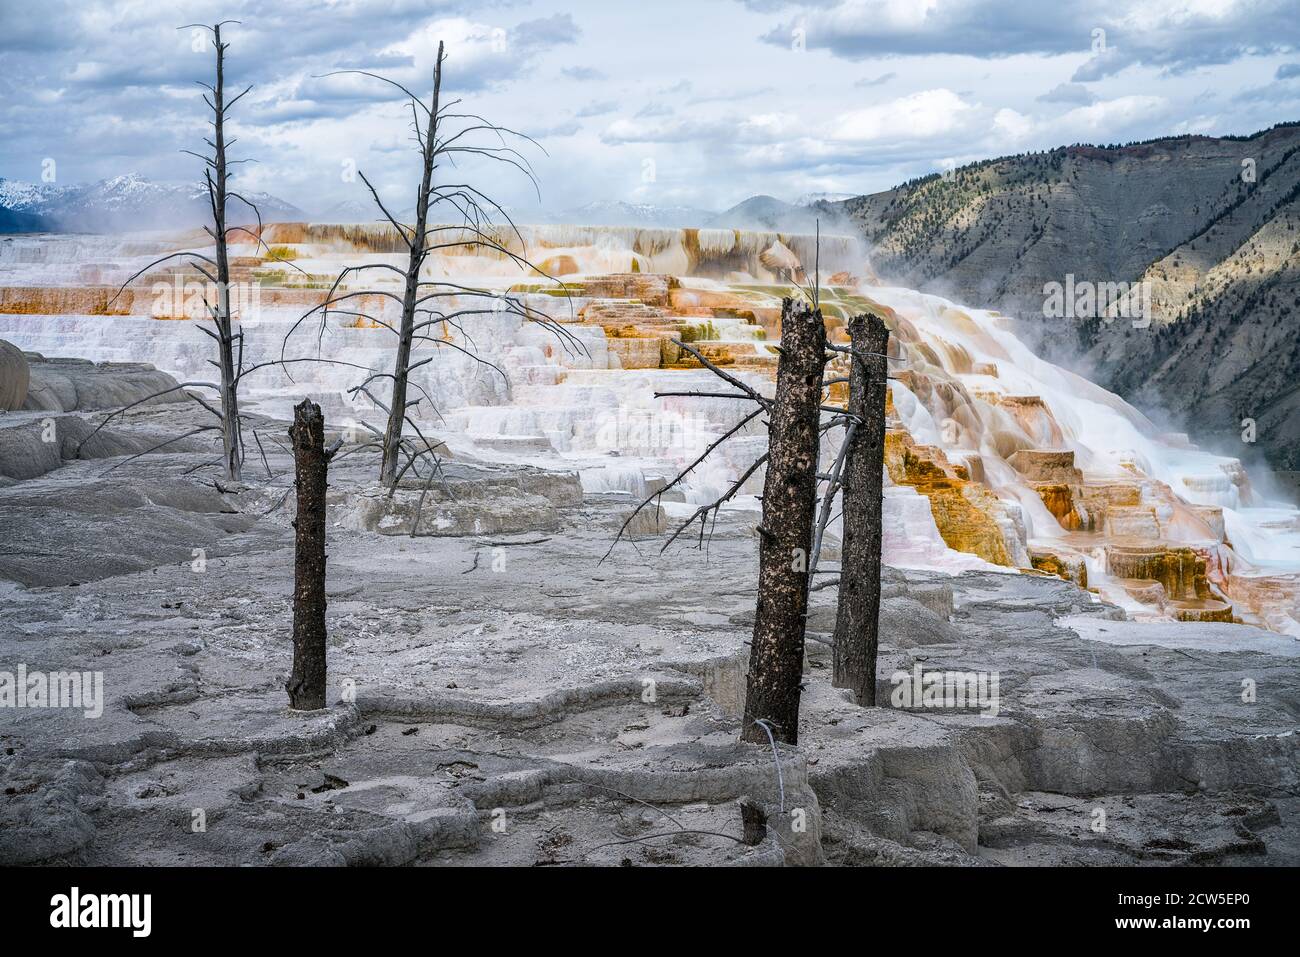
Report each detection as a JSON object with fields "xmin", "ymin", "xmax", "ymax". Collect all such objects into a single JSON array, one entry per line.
[
  {"xmin": 0, "ymin": 414, "xmax": 206, "ymax": 482},
  {"xmin": 0, "ymin": 355, "xmax": 192, "ymax": 485},
  {"xmin": 0, "ymin": 473, "xmax": 266, "ymax": 586},
  {"xmin": 336, "ymin": 462, "xmax": 583, "ymax": 537},
  {"xmin": 22, "ymin": 355, "xmax": 183, "ymax": 413},
  {"xmin": 0, "ymin": 339, "xmax": 28, "ymax": 410}
]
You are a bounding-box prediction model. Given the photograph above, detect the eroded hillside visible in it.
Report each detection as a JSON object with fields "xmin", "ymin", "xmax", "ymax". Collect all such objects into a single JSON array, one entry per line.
[{"xmin": 836, "ymin": 124, "xmax": 1300, "ymax": 474}]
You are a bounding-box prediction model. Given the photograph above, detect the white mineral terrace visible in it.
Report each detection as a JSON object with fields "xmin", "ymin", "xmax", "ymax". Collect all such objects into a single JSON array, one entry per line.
[{"xmin": 1, "ymin": 223, "xmax": 1298, "ymax": 636}]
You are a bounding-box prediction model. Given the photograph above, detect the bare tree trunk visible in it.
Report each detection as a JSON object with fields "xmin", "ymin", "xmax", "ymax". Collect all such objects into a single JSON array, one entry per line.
[
  {"xmin": 740, "ymin": 299, "xmax": 826, "ymax": 746},
  {"xmin": 832, "ymin": 313, "xmax": 890, "ymax": 705},
  {"xmin": 287, "ymin": 399, "xmax": 328, "ymax": 710},
  {"xmin": 211, "ymin": 22, "xmax": 242, "ymax": 482},
  {"xmin": 380, "ymin": 42, "xmax": 444, "ymax": 486},
  {"xmin": 295, "ymin": 45, "xmax": 570, "ymax": 489},
  {"xmin": 89, "ymin": 22, "xmax": 273, "ymax": 473},
  {"xmin": 740, "ymin": 797, "xmax": 768, "ymax": 845}
]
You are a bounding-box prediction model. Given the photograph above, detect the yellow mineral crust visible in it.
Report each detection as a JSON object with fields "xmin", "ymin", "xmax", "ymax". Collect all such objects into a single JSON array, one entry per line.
[
  {"xmin": 1105, "ymin": 542, "xmax": 1211, "ymax": 601},
  {"xmin": 1029, "ymin": 548, "xmax": 1089, "ymax": 589},
  {"xmin": 885, "ymin": 429, "xmax": 1014, "ymax": 566}
]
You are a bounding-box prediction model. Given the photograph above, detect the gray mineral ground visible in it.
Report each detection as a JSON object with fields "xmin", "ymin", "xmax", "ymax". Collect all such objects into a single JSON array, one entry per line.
[{"xmin": 0, "ymin": 362, "xmax": 1296, "ymax": 865}]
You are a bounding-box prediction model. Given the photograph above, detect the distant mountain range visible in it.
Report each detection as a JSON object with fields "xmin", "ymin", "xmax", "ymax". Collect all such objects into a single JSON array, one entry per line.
[
  {"xmin": 508, "ymin": 196, "xmax": 850, "ymax": 231},
  {"xmin": 317, "ymin": 198, "xmax": 381, "ymax": 224},
  {"xmin": 387, "ymin": 199, "xmax": 717, "ymax": 229},
  {"xmin": 0, "ymin": 173, "xmax": 305, "ymax": 233},
  {"xmin": 704, "ymin": 194, "xmax": 855, "ymax": 233},
  {"xmin": 0, "ymin": 172, "xmax": 855, "ymax": 235}
]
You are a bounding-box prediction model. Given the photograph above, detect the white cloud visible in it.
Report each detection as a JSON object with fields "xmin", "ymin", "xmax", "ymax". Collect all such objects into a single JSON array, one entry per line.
[
  {"xmin": 753, "ymin": 0, "xmax": 1296, "ymax": 73},
  {"xmin": 834, "ymin": 89, "xmax": 977, "ymax": 142},
  {"xmin": 0, "ymin": 0, "xmax": 1295, "ymax": 213},
  {"xmin": 993, "ymin": 108, "xmax": 1035, "ymax": 143},
  {"xmin": 1055, "ymin": 95, "xmax": 1169, "ymax": 135}
]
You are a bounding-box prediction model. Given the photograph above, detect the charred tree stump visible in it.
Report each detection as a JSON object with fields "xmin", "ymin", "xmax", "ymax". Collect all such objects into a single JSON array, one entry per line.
[
  {"xmin": 287, "ymin": 399, "xmax": 329, "ymax": 710},
  {"xmin": 740, "ymin": 298, "xmax": 827, "ymax": 746},
  {"xmin": 739, "ymin": 797, "xmax": 768, "ymax": 845},
  {"xmin": 832, "ymin": 313, "xmax": 890, "ymax": 705}
]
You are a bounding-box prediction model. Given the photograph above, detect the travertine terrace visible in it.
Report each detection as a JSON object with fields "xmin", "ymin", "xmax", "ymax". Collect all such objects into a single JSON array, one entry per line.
[{"xmin": 3, "ymin": 222, "xmax": 1298, "ymax": 633}]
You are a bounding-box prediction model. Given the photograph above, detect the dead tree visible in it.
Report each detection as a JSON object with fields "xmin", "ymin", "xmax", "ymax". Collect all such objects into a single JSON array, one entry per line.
[
  {"xmin": 286, "ymin": 43, "xmax": 580, "ymax": 489},
  {"xmin": 831, "ymin": 313, "xmax": 890, "ymax": 705},
  {"xmin": 602, "ymin": 232, "xmax": 896, "ymax": 741},
  {"xmin": 201, "ymin": 21, "xmax": 244, "ymax": 480},
  {"xmin": 604, "ymin": 299, "xmax": 837, "ymax": 747},
  {"xmin": 739, "ymin": 300, "xmax": 827, "ymax": 745},
  {"xmin": 375, "ymin": 42, "xmax": 443, "ymax": 487},
  {"xmin": 83, "ymin": 21, "xmax": 323, "ymax": 481},
  {"xmin": 286, "ymin": 399, "xmax": 338, "ymax": 710}
]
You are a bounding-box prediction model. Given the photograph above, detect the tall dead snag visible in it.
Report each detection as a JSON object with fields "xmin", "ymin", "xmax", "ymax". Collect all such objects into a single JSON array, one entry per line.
[
  {"xmin": 740, "ymin": 299, "xmax": 827, "ymax": 746},
  {"xmin": 287, "ymin": 399, "xmax": 333, "ymax": 710},
  {"xmin": 86, "ymin": 21, "xmax": 305, "ymax": 482},
  {"xmin": 832, "ymin": 314, "xmax": 890, "ymax": 705},
  {"xmin": 205, "ymin": 21, "xmax": 243, "ymax": 481},
  {"xmin": 377, "ymin": 43, "xmax": 443, "ymax": 487},
  {"xmin": 289, "ymin": 43, "xmax": 580, "ymax": 490}
]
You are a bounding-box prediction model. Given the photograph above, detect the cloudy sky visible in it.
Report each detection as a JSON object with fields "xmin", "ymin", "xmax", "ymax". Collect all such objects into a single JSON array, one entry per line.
[{"xmin": 1, "ymin": 0, "xmax": 1298, "ymax": 215}]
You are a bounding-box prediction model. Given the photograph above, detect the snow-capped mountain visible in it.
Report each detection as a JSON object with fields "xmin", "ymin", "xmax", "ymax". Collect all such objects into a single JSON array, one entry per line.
[
  {"xmin": 0, "ymin": 179, "xmax": 69, "ymax": 231},
  {"xmin": 0, "ymin": 178, "xmax": 65, "ymax": 211},
  {"xmin": 0, "ymin": 173, "xmax": 305, "ymax": 233}
]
